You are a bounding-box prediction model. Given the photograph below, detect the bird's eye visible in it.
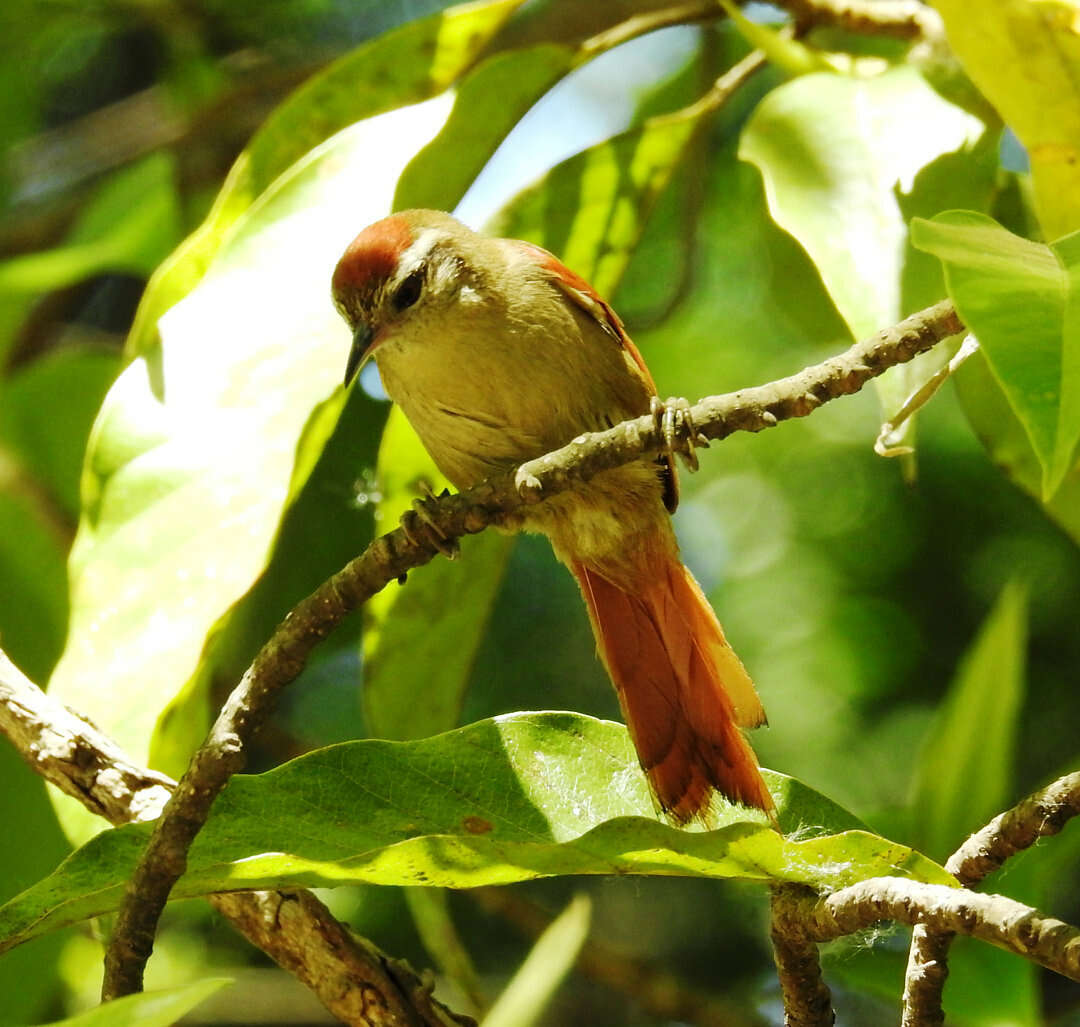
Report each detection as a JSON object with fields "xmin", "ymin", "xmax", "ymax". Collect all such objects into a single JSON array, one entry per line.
[{"xmin": 392, "ymin": 268, "xmax": 424, "ymax": 311}]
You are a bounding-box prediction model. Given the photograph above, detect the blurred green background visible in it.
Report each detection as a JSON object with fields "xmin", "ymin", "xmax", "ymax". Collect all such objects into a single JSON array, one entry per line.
[{"xmin": 2, "ymin": 1, "xmax": 1079, "ymax": 1024}]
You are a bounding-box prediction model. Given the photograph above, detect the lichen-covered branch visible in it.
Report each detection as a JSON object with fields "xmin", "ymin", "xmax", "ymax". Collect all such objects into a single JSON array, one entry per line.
[
  {"xmin": 100, "ymin": 298, "xmax": 964, "ymax": 999},
  {"xmin": 947, "ymin": 772, "xmax": 1080, "ymax": 887},
  {"xmin": 0, "ymin": 650, "xmax": 471, "ymax": 1026},
  {"xmin": 902, "ymin": 772, "xmax": 1080, "ymax": 1026},
  {"xmin": 770, "ymin": 886, "xmax": 835, "ymax": 1026},
  {"xmin": 0, "ymin": 650, "xmax": 173, "ymax": 824},
  {"xmin": 787, "ymin": 878, "xmax": 1080, "ymax": 982}
]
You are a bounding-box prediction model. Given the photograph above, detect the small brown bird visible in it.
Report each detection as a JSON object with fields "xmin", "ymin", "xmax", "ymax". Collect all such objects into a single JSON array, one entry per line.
[{"xmin": 332, "ymin": 209, "xmax": 772, "ymax": 824}]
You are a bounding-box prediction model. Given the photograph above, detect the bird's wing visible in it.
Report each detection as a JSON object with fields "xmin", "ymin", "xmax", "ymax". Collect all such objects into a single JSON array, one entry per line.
[{"xmin": 510, "ymin": 240, "xmax": 679, "ymax": 513}]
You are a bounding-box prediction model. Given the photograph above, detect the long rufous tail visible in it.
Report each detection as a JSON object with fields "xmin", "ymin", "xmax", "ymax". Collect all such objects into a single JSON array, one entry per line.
[{"xmin": 571, "ymin": 553, "xmax": 774, "ymax": 825}]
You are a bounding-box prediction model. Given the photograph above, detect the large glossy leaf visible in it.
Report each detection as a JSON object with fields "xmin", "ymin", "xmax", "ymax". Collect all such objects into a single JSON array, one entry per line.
[
  {"xmin": 126, "ymin": 0, "xmax": 525, "ymax": 357},
  {"xmin": 741, "ymin": 68, "xmax": 984, "ymax": 341},
  {"xmin": 739, "ymin": 67, "xmax": 984, "ymax": 440},
  {"xmin": 45, "ymin": 98, "xmax": 456, "ymax": 845},
  {"xmin": 929, "ymin": 0, "xmax": 1080, "ymax": 239},
  {"xmin": 363, "ymin": 407, "xmax": 513, "ymax": 741},
  {"xmin": 0, "ymin": 714, "xmax": 954, "ymax": 953},
  {"xmin": 911, "ymin": 211, "xmax": 1080, "ymax": 498},
  {"xmin": 909, "ymin": 581, "xmax": 1027, "ymax": 861}
]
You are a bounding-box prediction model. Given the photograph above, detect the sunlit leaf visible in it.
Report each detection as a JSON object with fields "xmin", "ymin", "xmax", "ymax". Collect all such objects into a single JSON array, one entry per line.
[
  {"xmin": 911, "ymin": 211, "xmax": 1080, "ymax": 498},
  {"xmin": 909, "ymin": 581, "xmax": 1027, "ymax": 861},
  {"xmin": 740, "ymin": 67, "xmax": 985, "ymax": 444},
  {"xmin": 363, "ymin": 408, "xmax": 513, "ymax": 741},
  {"xmin": 0, "ymin": 714, "xmax": 954, "ymax": 952},
  {"xmin": 46, "ymin": 99, "xmax": 456, "ymax": 845},
  {"xmin": 929, "ymin": 0, "xmax": 1080, "ymax": 238},
  {"xmin": 127, "ymin": 0, "xmax": 526, "ymax": 357}
]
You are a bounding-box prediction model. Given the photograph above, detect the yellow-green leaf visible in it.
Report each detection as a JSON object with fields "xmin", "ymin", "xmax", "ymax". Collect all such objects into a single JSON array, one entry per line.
[{"xmin": 929, "ymin": 0, "xmax": 1080, "ymax": 238}]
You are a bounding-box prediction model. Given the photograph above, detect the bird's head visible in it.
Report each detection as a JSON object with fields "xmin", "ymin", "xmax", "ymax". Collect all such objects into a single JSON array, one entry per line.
[{"xmin": 331, "ymin": 209, "xmax": 480, "ymax": 386}]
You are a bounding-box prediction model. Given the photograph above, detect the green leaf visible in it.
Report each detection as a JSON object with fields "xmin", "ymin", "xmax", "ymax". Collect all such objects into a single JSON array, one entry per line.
[
  {"xmin": 929, "ymin": 0, "xmax": 1080, "ymax": 238},
  {"xmin": 0, "ymin": 491, "xmax": 69, "ymax": 684},
  {"xmin": 0, "ymin": 714, "xmax": 954, "ymax": 952},
  {"xmin": 0, "ymin": 154, "xmax": 180, "ymax": 294},
  {"xmin": 489, "ymin": 97, "xmax": 706, "ymax": 298},
  {"xmin": 363, "ymin": 409, "xmax": 513, "ymax": 741},
  {"xmin": 45, "ymin": 101, "xmax": 455, "ymax": 844},
  {"xmin": 0, "ymin": 344, "xmax": 120, "ymax": 518},
  {"xmin": 0, "ymin": 745, "xmax": 70, "ymax": 1025},
  {"xmin": 127, "ymin": 0, "xmax": 525, "ymax": 357},
  {"xmin": 741, "ymin": 68, "xmax": 984, "ymax": 341},
  {"xmin": 740, "ymin": 67, "xmax": 985, "ymax": 441},
  {"xmin": 29, "ymin": 979, "xmax": 231, "ymax": 1027},
  {"xmin": 395, "ymin": 44, "xmax": 575, "ymax": 212},
  {"xmin": 909, "ymin": 582, "xmax": 1027, "ymax": 861},
  {"xmin": 911, "ymin": 211, "xmax": 1080, "ymax": 498},
  {"xmin": 953, "ymin": 349, "xmax": 1080, "ymax": 544},
  {"xmin": 483, "ymin": 894, "xmax": 591, "ymax": 1027}
]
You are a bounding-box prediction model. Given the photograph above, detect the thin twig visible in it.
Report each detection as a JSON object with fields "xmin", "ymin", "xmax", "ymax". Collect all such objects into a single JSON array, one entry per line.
[
  {"xmin": 902, "ymin": 772, "xmax": 1080, "ymax": 1026},
  {"xmin": 100, "ymin": 298, "xmax": 964, "ymax": 999},
  {"xmin": 0, "ymin": 650, "xmax": 472, "ymax": 1026},
  {"xmin": 770, "ymin": 886, "xmax": 834, "ymax": 1026},
  {"xmin": 947, "ymin": 772, "xmax": 1080, "ymax": 887}
]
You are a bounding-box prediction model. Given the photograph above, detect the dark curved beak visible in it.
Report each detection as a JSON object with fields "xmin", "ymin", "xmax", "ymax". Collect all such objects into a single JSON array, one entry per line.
[{"xmin": 344, "ymin": 322, "xmax": 374, "ymax": 387}]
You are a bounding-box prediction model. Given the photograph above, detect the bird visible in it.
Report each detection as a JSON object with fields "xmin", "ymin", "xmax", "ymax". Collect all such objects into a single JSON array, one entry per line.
[{"xmin": 331, "ymin": 208, "xmax": 773, "ymax": 825}]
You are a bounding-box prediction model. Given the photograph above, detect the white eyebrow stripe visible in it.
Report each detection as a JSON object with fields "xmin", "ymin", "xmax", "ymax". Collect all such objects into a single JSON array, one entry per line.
[{"xmin": 399, "ymin": 228, "xmax": 441, "ymax": 275}]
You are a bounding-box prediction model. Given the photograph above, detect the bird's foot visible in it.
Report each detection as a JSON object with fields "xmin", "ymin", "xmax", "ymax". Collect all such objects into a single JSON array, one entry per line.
[
  {"xmin": 399, "ymin": 486, "xmax": 460, "ymax": 560},
  {"xmin": 651, "ymin": 396, "xmax": 706, "ymax": 472}
]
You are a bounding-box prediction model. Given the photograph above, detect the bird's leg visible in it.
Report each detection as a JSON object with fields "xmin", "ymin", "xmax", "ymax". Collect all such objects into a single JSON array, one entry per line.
[
  {"xmin": 651, "ymin": 396, "xmax": 706, "ymax": 472},
  {"xmin": 398, "ymin": 484, "xmax": 460, "ymax": 560}
]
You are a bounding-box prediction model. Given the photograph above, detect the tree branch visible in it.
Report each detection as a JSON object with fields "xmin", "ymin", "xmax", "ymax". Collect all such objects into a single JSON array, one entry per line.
[
  {"xmin": 783, "ymin": 877, "xmax": 1080, "ymax": 983},
  {"xmin": 0, "ymin": 650, "xmax": 472, "ymax": 1026},
  {"xmin": 100, "ymin": 297, "xmax": 964, "ymax": 999},
  {"xmin": 902, "ymin": 772, "xmax": 1080, "ymax": 1026},
  {"xmin": 770, "ymin": 886, "xmax": 835, "ymax": 1026}
]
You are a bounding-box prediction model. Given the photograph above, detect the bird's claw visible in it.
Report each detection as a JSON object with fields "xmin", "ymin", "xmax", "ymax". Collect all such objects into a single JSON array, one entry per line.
[
  {"xmin": 651, "ymin": 396, "xmax": 704, "ymax": 472},
  {"xmin": 399, "ymin": 487, "xmax": 460, "ymax": 560}
]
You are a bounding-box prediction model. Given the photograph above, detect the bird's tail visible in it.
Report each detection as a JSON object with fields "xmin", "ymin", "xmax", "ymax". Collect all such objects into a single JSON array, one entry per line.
[{"xmin": 570, "ymin": 552, "xmax": 774, "ymax": 825}]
